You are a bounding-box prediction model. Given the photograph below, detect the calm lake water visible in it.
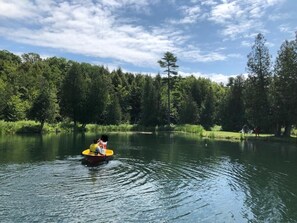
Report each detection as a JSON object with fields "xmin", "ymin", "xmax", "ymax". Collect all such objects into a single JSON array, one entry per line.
[{"xmin": 1, "ymin": 133, "xmax": 297, "ymax": 222}]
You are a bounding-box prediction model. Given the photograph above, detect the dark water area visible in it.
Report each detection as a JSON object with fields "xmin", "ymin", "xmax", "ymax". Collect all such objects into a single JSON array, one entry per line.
[{"xmin": 1, "ymin": 133, "xmax": 297, "ymax": 222}]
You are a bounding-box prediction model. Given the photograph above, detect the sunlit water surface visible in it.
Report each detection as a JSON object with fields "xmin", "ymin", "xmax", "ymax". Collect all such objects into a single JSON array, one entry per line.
[{"xmin": 1, "ymin": 133, "xmax": 297, "ymax": 222}]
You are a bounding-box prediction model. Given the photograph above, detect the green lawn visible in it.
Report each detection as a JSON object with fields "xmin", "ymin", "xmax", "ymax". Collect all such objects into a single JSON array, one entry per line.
[{"xmin": 204, "ymin": 130, "xmax": 297, "ymax": 143}]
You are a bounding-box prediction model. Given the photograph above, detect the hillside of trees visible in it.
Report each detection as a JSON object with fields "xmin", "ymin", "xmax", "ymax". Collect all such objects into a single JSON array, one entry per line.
[{"xmin": 0, "ymin": 33, "xmax": 296, "ymax": 136}]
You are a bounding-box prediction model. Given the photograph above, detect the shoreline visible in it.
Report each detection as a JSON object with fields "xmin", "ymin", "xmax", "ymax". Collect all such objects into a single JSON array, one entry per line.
[{"xmin": 0, "ymin": 120, "xmax": 296, "ymax": 144}]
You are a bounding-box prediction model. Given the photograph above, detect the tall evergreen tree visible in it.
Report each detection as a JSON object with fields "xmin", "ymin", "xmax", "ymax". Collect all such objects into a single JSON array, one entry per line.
[
  {"xmin": 244, "ymin": 33, "xmax": 272, "ymax": 132},
  {"xmin": 79, "ymin": 64, "xmax": 109, "ymax": 126},
  {"xmin": 154, "ymin": 74, "xmax": 166, "ymax": 125},
  {"xmin": 221, "ymin": 76, "xmax": 246, "ymax": 131},
  {"xmin": 105, "ymin": 93, "xmax": 122, "ymax": 125},
  {"xmin": 272, "ymin": 37, "xmax": 297, "ymax": 136},
  {"xmin": 129, "ymin": 75, "xmax": 144, "ymax": 124},
  {"xmin": 111, "ymin": 68, "xmax": 131, "ymax": 122},
  {"xmin": 60, "ymin": 63, "xmax": 88, "ymax": 125},
  {"xmin": 158, "ymin": 52, "xmax": 178, "ymax": 124},
  {"xmin": 29, "ymin": 79, "xmax": 59, "ymax": 131},
  {"xmin": 140, "ymin": 76, "xmax": 159, "ymax": 126}
]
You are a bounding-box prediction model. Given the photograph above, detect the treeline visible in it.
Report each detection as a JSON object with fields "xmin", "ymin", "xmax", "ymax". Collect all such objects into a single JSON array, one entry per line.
[{"xmin": 0, "ymin": 33, "xmax": 296, "ymax": 136}]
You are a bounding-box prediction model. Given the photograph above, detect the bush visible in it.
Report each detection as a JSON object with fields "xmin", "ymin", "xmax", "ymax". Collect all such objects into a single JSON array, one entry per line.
[
  {"xmin": 174, "ymin": 124, "xmax": 204, "ymax": 135},
  {"xmin": 0, "ymin": 120, "xmax": 40, "ymax": 134}
]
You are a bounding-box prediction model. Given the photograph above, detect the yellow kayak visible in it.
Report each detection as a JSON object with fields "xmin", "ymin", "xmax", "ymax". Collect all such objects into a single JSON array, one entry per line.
[{"xmin": 82, "ymin": 149, "xmax": 114, "ymax": 164}]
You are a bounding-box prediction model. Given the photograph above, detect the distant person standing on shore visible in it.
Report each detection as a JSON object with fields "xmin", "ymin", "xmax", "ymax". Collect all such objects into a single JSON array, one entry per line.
[{"xmin": 254, "ymin": 127, "xmax": 260, "ymax": 137}]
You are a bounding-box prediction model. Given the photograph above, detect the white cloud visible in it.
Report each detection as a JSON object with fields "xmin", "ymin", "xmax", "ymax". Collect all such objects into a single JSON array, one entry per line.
[
  {"xmin": 180, "ymin": 49, "xmax": 227, "ymax": 62},
  {"xmin": 178, "ymin": 44, "xmax": 242, "ymax": 63},
  {"xmin": 208, "ymin": 0, "xmax": 285, "ymax": 39},
  {"xmin": 279, "ymin": 24, "xmax": 292, "ymax": 34},
  {"xmin": 0, "ymin": 0, "xmax": 237, "ymax": 66},
  {"xmin": 278, "ymin": 25, "xmax": 297, "ymax": 39},
  {"xmin": 0, "ymin": 0, "xmax": 291, "ymax": 74},
  {"xmin": 179, "ymin": 71, "xmax": 237, "ymax": 84},
  {"xmin": 221, "ymin": 20, "xmax": 261, "ymax": 39},
  {"xmin": 91, "ymin": 60, "xmax": 121, "ymax": 72},
  {"xmin": 268, "ymin": 13, "xmax": 289, "ymax": 21},
  {"xmin": 266, "ymin": 41, "xmax": 275, "ymax": 48},
  {"xmin": 174, "ymin": 5, "xmax": 202, "ymax": 24},
  {"xmin": 180, "ymin": 71, "xmax": 250, "ymax": 85},
  {"xmin": 0, "ymin": 0, "xmax": 37, "ymax": 19},
  {"xmin": 210, "ymin": 1, "xmax": 242, "ymax": 24},
  {"xmin": 99, "ymin": 0, "xmax": 155, "ymax": 11},
  {"xmin": 200, "ymin": 0, "xmax": 217, "ymax": 6},
  {"xmin": 241, "ymin": 40, "xmax": 252, "ymax": 47},
  {"xmin": 0, "ymin": 0, "xmax": 172, "ymax": 67}
]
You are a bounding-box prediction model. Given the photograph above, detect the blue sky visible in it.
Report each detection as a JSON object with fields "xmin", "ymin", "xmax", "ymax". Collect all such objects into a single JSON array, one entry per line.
[{"xmin": 0, "ymin": 0, "xmax": 296, "ymax": 83}]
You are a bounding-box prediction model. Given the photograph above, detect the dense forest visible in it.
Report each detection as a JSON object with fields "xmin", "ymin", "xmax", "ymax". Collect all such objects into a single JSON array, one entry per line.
[{"xmin": 0, "ymin": 33, "xmax": 296, "ymax": 136}]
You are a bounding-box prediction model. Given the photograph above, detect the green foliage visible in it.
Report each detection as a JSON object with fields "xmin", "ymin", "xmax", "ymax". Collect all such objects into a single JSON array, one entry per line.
[
  {"xmin": 86, "ymin": 124, "xmax": 133, "ymax": 132},
  {"xmin": 4, "ymin": 94, "xmax": 29, "ymax": 121},
  {"xmin": 0, "ymin": 120, "xmax": 40, "ymax": 134},
  {"xmin": 272, "ymin": 38, "xmax": 297, "ymax": 136},
  {"xmin": 0, "ymin": 78, "xmax": 6, "ymax": 118},
  {"xmin": 174, "ymin": 124, "xmax": 204, "ymax": 135},
  {"xmin": 1, "ymin": 39, "xmax": 297, "ymax": 138},
  {"xmin": 29, "ymin": 79, "xmax": 59, "ymax": 130},
  {"xmin": 105, "ymin": 94, "xmax": 122, "ymax": 125},
  {"xmin": 292, "ymin": 128, "xmax": 297, "ymax": 137},
  {"xmin": 200, "ymin": 86, "xmax": 216, "ymax": 130},
  {"xmin": 129, "ymin": 75, "xmax": 144, "ymax": 123},
  {"xmin": 111, "ymin": 69, "xmax": 131, "ymax": 122},
  {"xmin": 158, "ymin": 51, "xmax": 179, "ymax": 124},
  {"xmin": 211, "ymin": 125, "xmax": 222, "ymax": 131},
  {"xmin": 140, "ymin": 76, "xmax": 161, "ymax": 126},
  {"xmin": 244, "ymin": 33, "xmax": 273, "ymax": 132},
  {"xmin": 178, "ymin": 95, "xmax": 199, "ymax": 124},
  {"xmin": 220, "ymin": 75, "xmax": 246, "ymax": 131},
  {"xmin": 61, "ymin": 62, "xmax": 87, "ymax": 124}
]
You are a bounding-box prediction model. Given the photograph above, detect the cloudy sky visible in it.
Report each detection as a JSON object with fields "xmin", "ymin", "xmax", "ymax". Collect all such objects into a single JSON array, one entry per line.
[{"xmin": 0, "ymin": 0, "xmax": 296, "ymax": 83}]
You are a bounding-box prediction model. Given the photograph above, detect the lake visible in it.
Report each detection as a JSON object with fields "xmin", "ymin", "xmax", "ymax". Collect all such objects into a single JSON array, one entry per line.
[{"xmin": 1, "ymin": 133, "xmax": 297, "ymax": 222}]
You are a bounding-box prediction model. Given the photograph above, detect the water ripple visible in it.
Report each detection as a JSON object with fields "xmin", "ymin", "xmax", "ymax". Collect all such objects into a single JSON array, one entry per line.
[{"xmin": 1, "ymin": 143, "xmax": 297, "ymax": 223}]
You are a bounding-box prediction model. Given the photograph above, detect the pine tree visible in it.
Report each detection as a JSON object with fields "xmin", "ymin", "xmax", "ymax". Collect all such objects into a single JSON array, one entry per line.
[
  {"xmin": 60, "ymin": 63, "xmax": 88, "ymax": 125},
  {"xmin": 140, "ymin": 76, "xmax": 159, "ymax": 126},
  {"xmin": 272, "ymin": 37, "xmax": 297, "ymax": 136},
  {"xmin": 221, "ymin": 76, "xmax": 246, "ymax": 131},
  {"xmin": 244, "ymin": 33, "xmax": 272, "ymax": 132},
  {"xmin": 158, "ymin": 52, "xmax": 178, "ymax": 124}
]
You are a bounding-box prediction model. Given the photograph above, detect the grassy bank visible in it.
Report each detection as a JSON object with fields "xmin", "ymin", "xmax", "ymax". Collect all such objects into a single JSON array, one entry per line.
[
  {"xmin": 204, "ymin": 129, "xmax": 297, "ymax": 143},
  {"xmin": 0, "ymin": 120, "xmax": 296, "ymax": 143},
  {"xmin": 0, "ymin": 121, "xmax": 204, "ymax": 135},
  {"xmin": 0, "ymin": 120, "xmax": 74, "ymax": 134},
  {"xmin": 0, "ymin": 120, "xmax": 137, "ymax": 134}
]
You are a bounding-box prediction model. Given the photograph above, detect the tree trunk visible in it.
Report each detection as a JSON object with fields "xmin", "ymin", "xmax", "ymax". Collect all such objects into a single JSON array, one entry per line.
[
  {"xmin": 274, "ymin": 123, "xmax": 281, "ymax": 137},
  {"xmin": 40, "ymin": 120, "xmax": 45, "ymax": 133},
  {"xmin": 81, "ymin": 123, "xmax": 87, "ymax": 132}
]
